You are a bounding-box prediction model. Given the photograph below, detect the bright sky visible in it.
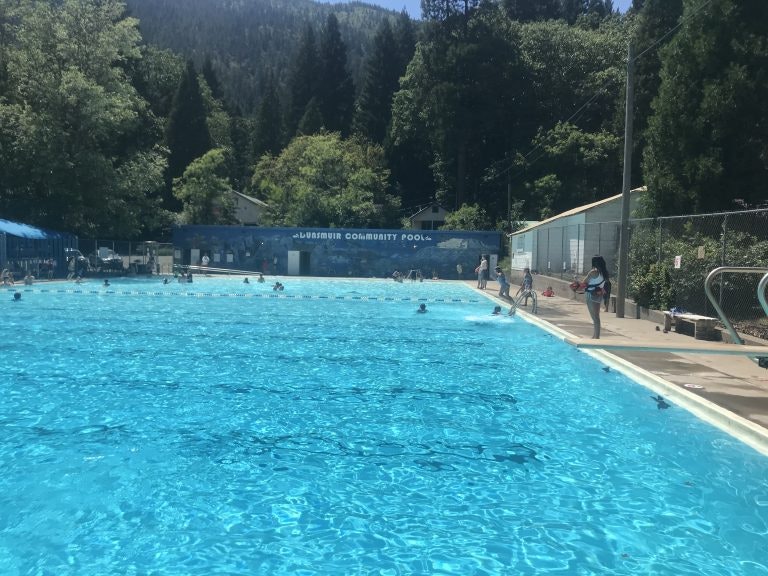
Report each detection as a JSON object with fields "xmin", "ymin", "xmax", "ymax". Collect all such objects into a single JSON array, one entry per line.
[{"xmin": 325, "ymin": 0, "xmax": 633, "ymax": 20}]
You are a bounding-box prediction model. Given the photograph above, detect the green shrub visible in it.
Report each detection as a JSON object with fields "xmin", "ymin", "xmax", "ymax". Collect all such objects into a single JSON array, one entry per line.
[{"xmin": 630, "ymin": 262, "xmax": 675, "ymax": 310}]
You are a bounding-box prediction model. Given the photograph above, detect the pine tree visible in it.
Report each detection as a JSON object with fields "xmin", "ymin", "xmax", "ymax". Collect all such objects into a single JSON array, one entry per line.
[
  {"xmin": 421, "ymin": 0, "xmax": 481, "ymax": 22},
  {"xmin": 165, "ymin": 60, "xmax": 212, "ymax": 211},
  {"xmin": 503, "ymin": 0, "xmax": 561, "ymax": 21},
  {"xmin": 353, "ymin": 19, "xmax": 400, "ymax": 143},
  {"xmin": 228, "ymin": 112, "xmax": 253, "ymax": 192},
  {"xmin": 585, "ymin": 0, "xmax": 607, "ymax": 18},
  {"xmin": 201, "ymin": 56, "xmax": 223, "ymax": 102},
  {"xmin": 560, "ymin": 0, "xmax": 586, "ymax": 24},
  {"xmin": 393, "ymin": 10, "xmax": 417, "ymax": 74},
  {"xmin": 286, "ymin": 24, "xmax": 319, "ymax": 137},
  {"xmin": 297, "ymin": 97, "xmax": 324, "ymax": 136},
  {"xmin": 631, "ymin": 0, "xmax": 683, "ymax": 187},
  {"xmin": 317, "ymin": 14, "xmax": 355, "ymax": 136},
  {"xmin": 643, "ymin": 0, "xmax": 768, "ymax": 214},
  {"xmin": 253, "ymin": 79, "xmax": 283, "ymax": 158}
]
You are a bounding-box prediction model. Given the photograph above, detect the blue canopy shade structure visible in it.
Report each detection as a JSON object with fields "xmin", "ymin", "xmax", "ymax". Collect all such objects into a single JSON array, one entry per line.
[
  {"xmin": 0, "ymin": 218, "xmax": 70, "ymax": 240},
  {"xmin": 0, "ymin": 217, "xmax": 77, "ymax": 279}
]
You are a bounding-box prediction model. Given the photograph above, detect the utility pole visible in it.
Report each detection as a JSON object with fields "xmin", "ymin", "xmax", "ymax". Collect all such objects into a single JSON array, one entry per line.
[
  {"xmin": 507, "ymin": 169, "xmax": 512, "ymax": 232},
  {"xmin": 616, "ymin": 41, "xmax": 634, "ymax": 318}
]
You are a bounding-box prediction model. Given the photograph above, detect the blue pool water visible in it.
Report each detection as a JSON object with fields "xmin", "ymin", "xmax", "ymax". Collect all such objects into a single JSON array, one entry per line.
[{"xmin": 2, "ymin": 278, "xmax": 768, "ymax": 575}]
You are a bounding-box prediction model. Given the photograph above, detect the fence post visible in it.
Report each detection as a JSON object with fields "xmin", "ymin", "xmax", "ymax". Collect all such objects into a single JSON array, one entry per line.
[
  {"xmin": 597, "ymin": 222, "xmax": 601, "ymax": 257},
  {"xmin": 657, "ymin": 219, "xmax": 662, "ymax": 266},
  {"xmin": 719, "ymin": 214, "xmax": 728, "ymax": 310},
  {"xmin": 577, "ymin": 224, "xmax": 582, "ymax": 276}
]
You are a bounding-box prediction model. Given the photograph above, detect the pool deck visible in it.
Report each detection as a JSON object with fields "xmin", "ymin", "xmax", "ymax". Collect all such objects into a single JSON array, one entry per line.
[{"xmin": 470, "ymin": 282, "xmax": 768, "ymax": 453}]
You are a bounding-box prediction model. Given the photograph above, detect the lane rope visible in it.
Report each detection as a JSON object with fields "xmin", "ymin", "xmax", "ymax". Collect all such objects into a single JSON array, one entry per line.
[{"xmin": 4, "ymin": 287, "xmax": 480, "ymax": 303}]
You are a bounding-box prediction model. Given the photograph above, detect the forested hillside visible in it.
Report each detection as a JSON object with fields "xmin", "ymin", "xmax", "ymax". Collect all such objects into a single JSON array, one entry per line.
[
  {"xmin": 125, "ymin": 0, "xmax": 398, "ymax": 112},
  {"xmin": 0, "ymin": 0, "xmax": 765, "ymax": 241}
]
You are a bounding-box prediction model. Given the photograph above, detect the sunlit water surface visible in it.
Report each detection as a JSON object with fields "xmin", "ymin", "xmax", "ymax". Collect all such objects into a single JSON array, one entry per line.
[{"xmin": 1, "ymin": 277, "xmax": 767, "ymax": 575}]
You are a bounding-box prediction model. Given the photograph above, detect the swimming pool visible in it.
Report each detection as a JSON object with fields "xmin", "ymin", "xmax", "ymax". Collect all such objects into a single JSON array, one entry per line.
[{"xmin": 2, "ymin": 278, "xmax": 768, "ymax": 575}]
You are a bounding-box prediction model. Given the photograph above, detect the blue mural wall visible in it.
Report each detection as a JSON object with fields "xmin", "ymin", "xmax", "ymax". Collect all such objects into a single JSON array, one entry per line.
[{"xmin": 173, "ymin": 225, "xmax": 502, "ymax": 279}]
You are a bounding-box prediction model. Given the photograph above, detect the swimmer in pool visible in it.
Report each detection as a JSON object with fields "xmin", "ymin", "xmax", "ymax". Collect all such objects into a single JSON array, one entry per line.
[{"xmin": 652, "ymin": 395, "xmax": 670, "ymax": 410}]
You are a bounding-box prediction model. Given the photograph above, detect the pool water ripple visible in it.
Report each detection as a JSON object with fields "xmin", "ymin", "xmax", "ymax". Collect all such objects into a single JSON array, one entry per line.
[{"xmin": 1, "ymin": 278, "xmax": 768, "ymax": 575}]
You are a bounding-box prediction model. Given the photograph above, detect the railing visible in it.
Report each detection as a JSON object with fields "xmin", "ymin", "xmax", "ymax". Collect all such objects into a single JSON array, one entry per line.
[
  {"xmin": 704, "ymin": 267, "xmax": 768, "ymax": 347},
  {"xmin": 177, "ymin": 264, "xmax": 252, "ymax": 276},
  {"xmin": 759, "ymin": 272, "xmax": 768, "ymax": 319}
]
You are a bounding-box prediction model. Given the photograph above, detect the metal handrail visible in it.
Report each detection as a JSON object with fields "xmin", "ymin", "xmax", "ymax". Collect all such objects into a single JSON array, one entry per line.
[
  {"xmin": 174, "ymin": 264, "xmax": 254, "ymax": 276},
  {"xmin": 758, "ymin": 272, "xmax": 768, "ymax": 319},
  {"xmin": 704, "ymin": 266, "xmax": 768, "ymax": 346}
]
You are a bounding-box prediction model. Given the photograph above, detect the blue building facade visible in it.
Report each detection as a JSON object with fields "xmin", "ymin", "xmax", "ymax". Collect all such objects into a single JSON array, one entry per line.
[{"xmin": 172, "ymin": 225, "xmax": 502, "ymax": 279}]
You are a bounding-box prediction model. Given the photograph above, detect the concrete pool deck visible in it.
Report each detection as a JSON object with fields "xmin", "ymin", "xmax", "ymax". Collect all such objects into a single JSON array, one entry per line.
[{"xmin": 470, "ymin": 282, "xmax": 768, "ymax": 454}]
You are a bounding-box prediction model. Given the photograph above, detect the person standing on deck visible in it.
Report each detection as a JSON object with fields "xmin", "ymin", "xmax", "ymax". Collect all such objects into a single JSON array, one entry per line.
[
  {"xmin": 582, "ymin": 255, "xmax": 609, "ymax": 339},
  {"xmin": 477, "ymin": 257, "xmax": 488, "ymax": 289}
]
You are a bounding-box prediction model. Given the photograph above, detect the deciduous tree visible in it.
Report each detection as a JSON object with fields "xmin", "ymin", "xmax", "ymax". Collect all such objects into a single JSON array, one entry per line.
[
  {"xmin": 173, "ymin": 148, "xmax": 235, "ymax": 224},
  {"xmin": 0, "ymin": 0, "xmax": 166, "ymax": 237},
  {"xmin": 251, "ymin": 133, "xmax": 400, "ymax": 228}
]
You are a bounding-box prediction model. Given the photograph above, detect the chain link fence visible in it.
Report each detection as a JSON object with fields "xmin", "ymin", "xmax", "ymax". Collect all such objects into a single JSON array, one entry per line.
[
  {"xmin": 522, "ymin": 208, "xmax": 768, "ymax": 338},
  {"xmin": 628, "ymin": 210, "xmax": 768, "ymax": 337},
  {"xmin": 77, "ymin": 240, "xmax": 174, "ymax": 275}
]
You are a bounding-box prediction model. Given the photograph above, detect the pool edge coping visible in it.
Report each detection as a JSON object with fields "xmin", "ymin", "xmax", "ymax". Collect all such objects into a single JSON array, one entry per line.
[{"xmin": 478, "ymin": 290, "xmax": 768, "ymax": 457}]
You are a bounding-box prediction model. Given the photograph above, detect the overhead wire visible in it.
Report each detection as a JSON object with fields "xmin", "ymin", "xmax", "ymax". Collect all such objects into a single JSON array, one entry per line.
[{"xmin": 494, "ymin": 0, "xmax": 716, "ymax": 185}]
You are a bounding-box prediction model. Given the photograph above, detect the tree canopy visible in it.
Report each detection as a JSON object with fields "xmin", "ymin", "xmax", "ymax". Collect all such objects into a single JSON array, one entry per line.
[
  {"xmin": 642, "ymin": 0, "xmax": 768, "ymax": 215},
  {"xmin": 0, "ymin": 0, "xmax": 167, "ymax": 238},
  {"xmin": 0, "ymin": 0, "xmax": 765, "ymax": 241},
  {"xmin": 250, "ymin": 133, "xmax": 401, "ymax": 229}
]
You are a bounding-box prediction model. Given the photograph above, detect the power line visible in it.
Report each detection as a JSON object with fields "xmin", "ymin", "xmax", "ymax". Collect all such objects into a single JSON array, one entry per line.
[
  {"xmin": 633, "ymin": 0, "xmax": 714, "ymax": 62},
  {"xmin": 494, "ymin": 0, "xmax": 716, "ymax": 186}
]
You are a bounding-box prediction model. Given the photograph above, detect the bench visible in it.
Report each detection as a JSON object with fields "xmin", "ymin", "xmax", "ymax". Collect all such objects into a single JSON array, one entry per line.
[{"xmin": 663, "ymin": 312, "xmax": 720, "ymax": 341}]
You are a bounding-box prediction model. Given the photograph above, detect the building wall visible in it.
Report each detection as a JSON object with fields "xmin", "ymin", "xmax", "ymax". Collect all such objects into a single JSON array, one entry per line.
[
  {"xmin": 173, "ymin": 225, "xmax": 502, "ymax": 279},
  {"xmin": 509, "ymin": 193, "xmax": 641, "ymax": 276},
  {"xmin": 232, "ymin": 194, "xmax": 266, "ymax": 226},
  {"xmin": 511, "ymin": 213, "xmax": 587, "ymax": 274},
  {"xmin": 409, "ymin": 205, "xmax": 448, "ymax": 230}
]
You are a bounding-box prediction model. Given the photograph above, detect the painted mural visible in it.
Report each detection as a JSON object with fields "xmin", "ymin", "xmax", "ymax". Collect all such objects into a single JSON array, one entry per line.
[{"xmin": 173, "ymin": 225, "xmax": 502, "ymax": 279}]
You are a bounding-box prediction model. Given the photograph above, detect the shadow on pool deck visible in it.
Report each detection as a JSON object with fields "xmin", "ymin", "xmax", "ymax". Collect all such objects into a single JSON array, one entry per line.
[{"xmin": 467, "ymin": 282, "xmax": 768, "ymax": 440}]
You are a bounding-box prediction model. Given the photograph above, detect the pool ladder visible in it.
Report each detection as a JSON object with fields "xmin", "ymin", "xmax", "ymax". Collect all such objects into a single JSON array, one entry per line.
[
  {"xmin": 704, "ymin": 267, "xmax": 768, "ymax": 367},
  {"xmin": 508, "ymin": 288, "xmax": 537, "ymax": 316}
]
